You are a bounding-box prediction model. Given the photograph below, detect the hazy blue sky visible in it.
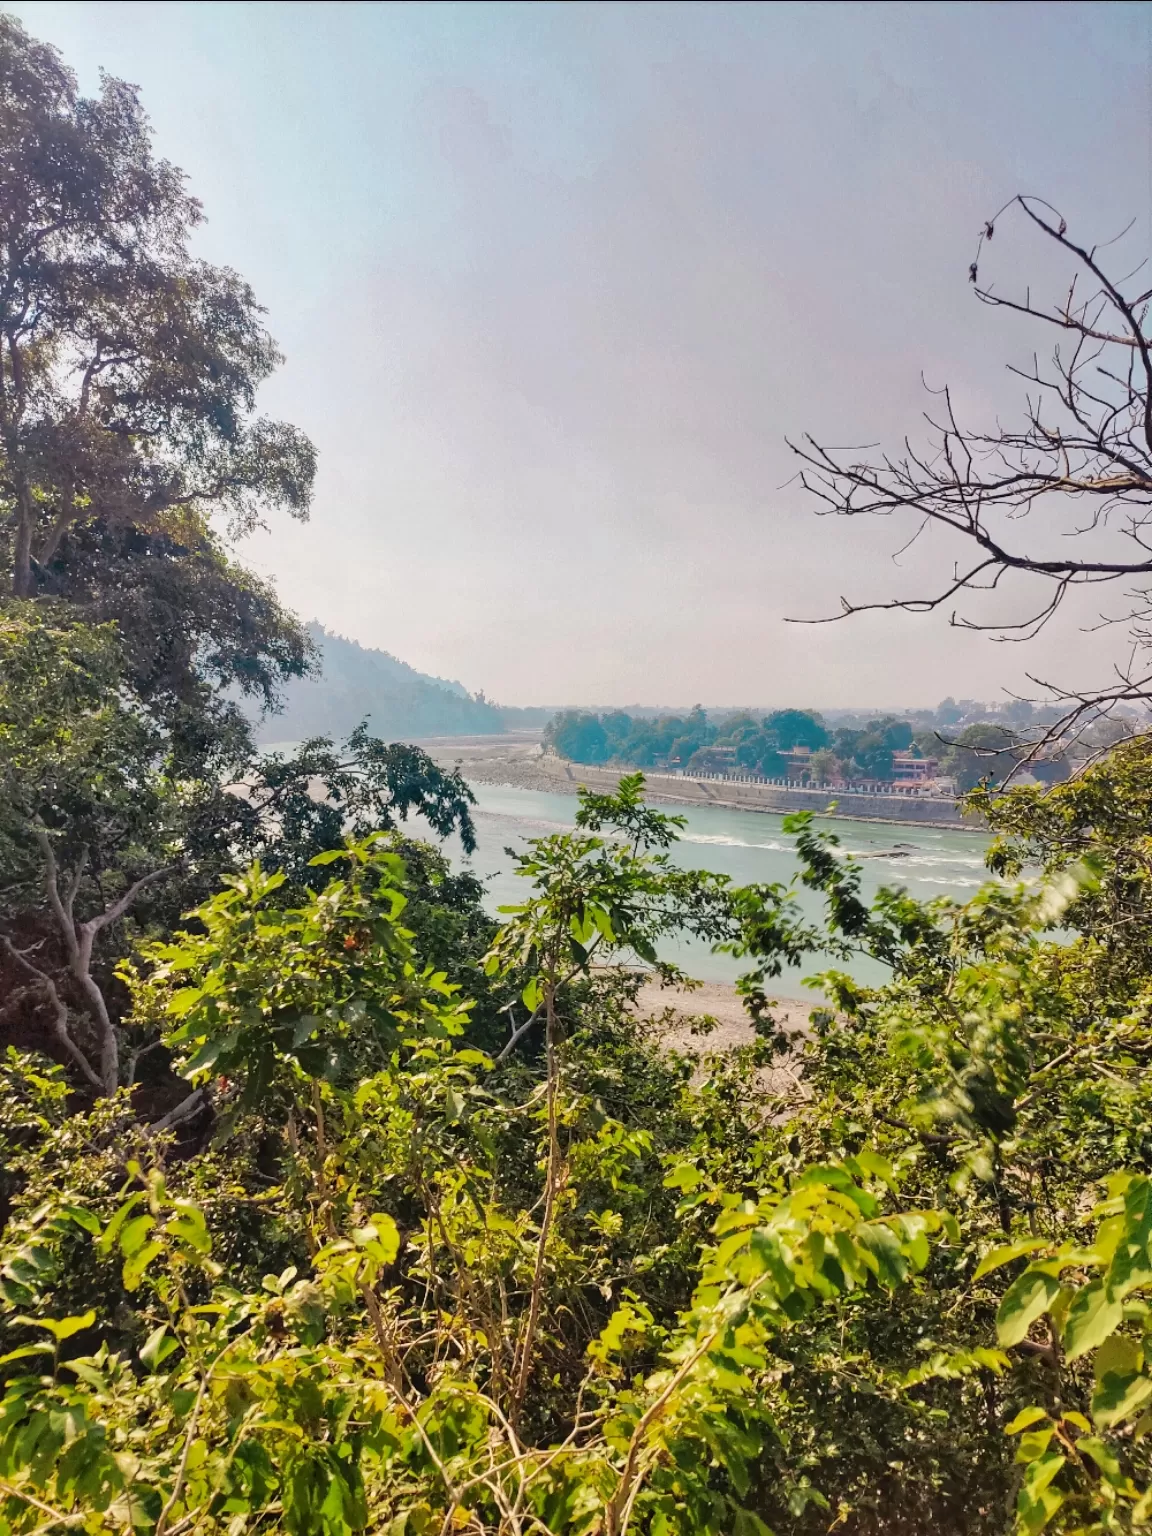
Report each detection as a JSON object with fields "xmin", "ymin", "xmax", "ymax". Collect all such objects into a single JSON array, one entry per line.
[{"xmin": 10, "ymin": 1, "xmax": 1152, "ymax": 707}]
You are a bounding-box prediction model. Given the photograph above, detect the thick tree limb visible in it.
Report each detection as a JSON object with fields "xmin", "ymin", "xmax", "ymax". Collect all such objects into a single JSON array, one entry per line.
[
  {"xmin": 31, "ymin": 823, "xmax": 178, "ymax": 1094},
  {"xmin": 0, "ymin": 934, "xmax": 104, "ymax": 1092},
  {"xmin": 147, "ymin": 1088, "xmax": 208, "ymax": 1135}
]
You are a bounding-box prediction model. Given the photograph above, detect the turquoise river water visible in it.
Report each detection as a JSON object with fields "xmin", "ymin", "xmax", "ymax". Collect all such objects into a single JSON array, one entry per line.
[{"xmin": 436, "ymin": 782, "xmax": 993, "ymax": 997}]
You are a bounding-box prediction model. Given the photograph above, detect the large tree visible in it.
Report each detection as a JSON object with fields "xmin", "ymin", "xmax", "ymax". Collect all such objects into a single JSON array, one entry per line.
[
  {"xmin": 0, "ymin": 18, "xmax": 484, "ymax": 1105},
  {"xmin": 0, "ymin": 14, "xmax": 314, "ymax": 600}
]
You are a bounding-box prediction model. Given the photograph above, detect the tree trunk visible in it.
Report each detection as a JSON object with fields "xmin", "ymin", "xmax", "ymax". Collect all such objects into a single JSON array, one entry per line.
[{"xmin": 11, "ymin": 484, "xmax": 33, "ymax": 597}]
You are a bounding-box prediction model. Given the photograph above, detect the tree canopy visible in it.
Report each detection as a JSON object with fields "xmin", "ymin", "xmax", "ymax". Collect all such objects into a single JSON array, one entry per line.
[
  {"xmin": 0, "ymin": 18, "xmax": 482, "ymax": 1107},
  {"xmin": 0, "ymin": 14, "xmax": 314, "ymax": 600}
]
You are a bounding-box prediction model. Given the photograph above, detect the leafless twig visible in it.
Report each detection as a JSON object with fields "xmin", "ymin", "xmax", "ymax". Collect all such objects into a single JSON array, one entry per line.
[{"xmin": 791, "ymin": 196, "xmax": 1152, "ymax": 736}]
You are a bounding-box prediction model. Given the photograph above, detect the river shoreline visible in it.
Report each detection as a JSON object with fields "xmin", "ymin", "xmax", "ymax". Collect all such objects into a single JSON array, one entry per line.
[{"xmin": 416, "ymin": 734, "xmax": 976, "ymax": 831}]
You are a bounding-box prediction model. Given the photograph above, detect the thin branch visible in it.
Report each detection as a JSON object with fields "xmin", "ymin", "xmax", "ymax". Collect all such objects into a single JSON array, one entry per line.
[
  {"xmin": 84, "ymin": 863, "xmax": 179, "ymax": 937},
  {"xmin": 146, "ymin": 1088, "xmax": 207, "ymax": 1136},
  {"xmin": 787, "ymin": 195, "xmax": 1152, "ymax": 722}
]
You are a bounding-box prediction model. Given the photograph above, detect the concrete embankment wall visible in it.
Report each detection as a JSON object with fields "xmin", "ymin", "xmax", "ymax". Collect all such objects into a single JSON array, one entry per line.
[{"xmin": 537, "ymin": 756, "xmax": 981, "ymax": 830}]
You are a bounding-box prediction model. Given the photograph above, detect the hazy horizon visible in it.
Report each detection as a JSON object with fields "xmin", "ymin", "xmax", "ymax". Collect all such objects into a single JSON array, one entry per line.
[{"xmin": 11, "ymin": 1, "xmax": 1151, "ymax": 709}]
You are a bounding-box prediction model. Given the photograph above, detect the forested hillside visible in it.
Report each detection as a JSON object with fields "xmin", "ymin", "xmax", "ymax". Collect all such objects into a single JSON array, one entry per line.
[{"xmin": 255, "ymin": 624, "xmax": 505, "ymax": 741}]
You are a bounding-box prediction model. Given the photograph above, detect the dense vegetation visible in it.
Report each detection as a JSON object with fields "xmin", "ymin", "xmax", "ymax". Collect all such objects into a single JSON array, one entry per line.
[
  {"xmin": 543, "ymin": 707, "xmax": 1030, "ymax": 788},
  {"xmin": 7, "ymin": 726, "xmax": 1152, "ymax": 1535},
  {"xmin": 545, "ymin": 707, "xmax": 843, "ymax": 776},
  {"xmin": 3, "ymin": 15, "xmax": 1152, "ymax": 1536}
]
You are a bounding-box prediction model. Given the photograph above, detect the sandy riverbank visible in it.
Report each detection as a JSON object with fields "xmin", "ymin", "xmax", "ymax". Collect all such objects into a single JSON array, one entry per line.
[
  {"xmin": 634, "ymin": 978, "xmax": 816, "ymax": 1050},
  {"xmin": 633, "ymin": 978, "xmax": 817, "ymax": 1098},
  {"xmin": 414, "ymin": 734, "xmax": 577, "ymax": 795},
  {"xmin": 414, "ymin": 732, "xmax": 760, "ymax": 805}
]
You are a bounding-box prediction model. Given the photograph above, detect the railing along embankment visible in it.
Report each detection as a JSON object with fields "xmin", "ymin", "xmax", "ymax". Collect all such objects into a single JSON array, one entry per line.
[{"xmin": 537, "ymin": 757, "xmax": 981, "ymax": 829}]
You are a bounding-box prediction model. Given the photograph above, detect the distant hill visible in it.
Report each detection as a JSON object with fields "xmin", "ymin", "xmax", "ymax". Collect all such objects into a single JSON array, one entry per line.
[{"xmin": 255, "ymin": 624, "xmax": 506, "ymax": 742}]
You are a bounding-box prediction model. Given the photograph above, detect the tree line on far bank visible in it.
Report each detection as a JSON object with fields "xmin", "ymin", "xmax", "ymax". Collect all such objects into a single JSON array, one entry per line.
[{"xmin": 543, "ymin": 707, "xmax": 1080, "ymax": 791}]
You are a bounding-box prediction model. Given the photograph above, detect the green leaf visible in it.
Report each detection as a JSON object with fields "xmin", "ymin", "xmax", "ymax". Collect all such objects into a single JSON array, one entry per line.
[
  {"xmin": 1005, "ymin": 1406, "xmax": 1050, "ymax": 1435},
  {"xmin": 850, "ymin": 1149, "xmax": 896, "ymax": 1189},
  {"xmin": 974, "ymin": 1238, "xmax": 1050, "ymax": 1280},
  {"xmin": 58, "ymin": 1205, "xmax": 101, "ymax": 1235},
  {"xmin": 64, "ymin": 1358, "xmax": 108, "ymax": 1389},
  {"xmin": 168, "ymin": 986, "xmax": 204, "ymax": 1018},
  {"xmin": 1092, "ymin": 1369, "xmax": 1152, "ymax": 1430},
  {"xmin": 996, "ymin": 1263, "xmax": 1062, "ymax": 1348},
  {"xmin": 139, "ymin": 1325, "xmax": 179, "ymax": 1370},
  {"xmin": 663, "ymin": 1162, "xmax": 704, "ymax": 1193},
  {"xmin": 1094, "ymin": 1333, "xmax": 1142, "ymax": 1383},
  {"xmin": 184, "ymin": 1037, "xmax": 229, "ymax": 1075},
  {"xmin": 1016, "ymin": 1457, "xmax": 1065, "ymax": 1536},
  {"xmin": 166, "ymin": 1203, "xmax": 211, "ymax": 1255},
  {"xmin": 96, "ymin": 1194, "xmax": 145, "ymax": 1256},
  {"xmin": 1016, "ymin": 1429, "xmax": 1055, "ymax": 1463},
  {"xmin": 589, "ymin": 905, "xmax": 615, "ymax": 941},
  {"xmin": 1076, "ymin": 1436, "xmax": 1126, "ymax": 1487},
  {"xmin": 0, "ymin": 1343, "xmax": 53, "ymax": 1366},
  {"xmin": 589, "ymin": 1303, "xmax": 650, "ymax": 1363},
  {"xmin": 290, "ymin": 1015, "xmax": 321, "ymax": 1047},
  {"xmin": 521, "ymin": 976, "xmax": 542, "ymax": 1013},
  {"xmin": 353, "ymin": 1214, "xmax": 400, "ymax": 1265},
  {"xmin": 123, "ymin": 1240, "xmax": 164, "ymax": 1292},
  {"xmin": 119, "ymin": 1214, "xmax": 156, "ymax": 1258},
  {"xmin": 1062, "ymin": 1279, "xmax": 1124, "ymax": 1360},
  {"xmin": 854, "ymin": 1221, "xmax": 909, "ymax": 1289},
  {"xmin": 17, "ymin": 1310, "xmax": 95, "ymax": 1342}
]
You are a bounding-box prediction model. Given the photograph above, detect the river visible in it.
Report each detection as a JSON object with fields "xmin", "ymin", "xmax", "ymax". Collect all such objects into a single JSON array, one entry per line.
[{"xmin": 438, "ymin": 781, "xmax": 993, "ymax": 996}]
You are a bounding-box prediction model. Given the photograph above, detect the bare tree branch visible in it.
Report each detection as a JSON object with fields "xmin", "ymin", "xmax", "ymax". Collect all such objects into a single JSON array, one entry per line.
[
  {"xmin": 792, "ymin": 195, "xmax": 1152, "ymax": 737},
  {"xmin": 147, "ymin": 1087, "xmax": 208, "ymax": 1135},
  {"xmin": 30, "ymin": 822, "xmax": 178, "ymax": 1093},
  {"xmin": 0, "ymin": 934, "xmax": 103, "ymax": 1092},
  {"xmin": 84, "ymin": 863, "xmax": 178, "ymax": 937}
]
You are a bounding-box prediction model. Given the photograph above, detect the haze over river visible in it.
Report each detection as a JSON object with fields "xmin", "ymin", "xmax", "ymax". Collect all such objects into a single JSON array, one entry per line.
[{"xmin": 441, "ymin": 782, "xmax": 993, "ymax": 997}]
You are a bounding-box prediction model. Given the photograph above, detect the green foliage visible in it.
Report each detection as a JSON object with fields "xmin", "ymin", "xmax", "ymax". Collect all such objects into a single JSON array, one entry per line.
[
  {"xmin": 9, "ymin": 758, "xmax": 1150, "ymax": 1535},
  {"xmin": 0, "ymin": 789, "xmax": 962, "ymax": 1535},
  {"xmin": 981, "ymin": 735, "xmax": 1152, "ymax": 982},
  {"xmin": 938, "ymin": 723, "xmax": 1021, "ymax": 793},
  {"xmin": 9, "ymin": 14, "xmax": 1152, "ymax": 1530},
  {"xmin": 0, "ymin": 13, "xmax": 315, "ymax": 603},
  {"xmin": 543, "ymin": 709, "xmax": 941, "ymax": 787},
  {"xmin": 829, "ymin": 718, "xmax": 914, "ymax": 782},
  {"xmin": 265, "ymin": 623, "xmax": 508, "ymax": 744},
  {"xmin": 545, "ymin": 708, "xmax": 720, "ymax": 768},
  {"xmin": 6, "ymin": 748, "xmax": 1152, "ymax": 1532},
  {"xmin": 0, "ymin": 604, "xmax": 480, "ymax": 1097},
  {"xmin": 0, "ymin": 1038, "xmax": 941, "ymax": 1535},
  {"xmin": 544, "ymin": 708, "xmax": 839, "ymax": 776},
  {"xmin": 141, "ymin": 836, "xmax": 474, "ymax": 1107}
]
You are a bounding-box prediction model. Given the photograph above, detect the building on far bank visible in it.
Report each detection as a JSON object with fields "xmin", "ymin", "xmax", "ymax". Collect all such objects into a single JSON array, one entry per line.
[{"xmin": 890, "ymin": 751, "xmax": 939, "ymax": 784}]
